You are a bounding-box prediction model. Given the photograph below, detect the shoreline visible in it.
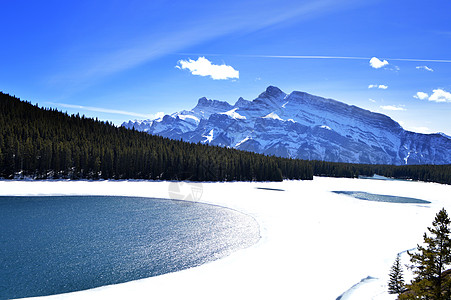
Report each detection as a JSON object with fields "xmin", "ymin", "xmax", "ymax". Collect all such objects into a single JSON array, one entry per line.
[{"xmin": 1, "ymin": 177, "xmax": 450, "ymax": 299}]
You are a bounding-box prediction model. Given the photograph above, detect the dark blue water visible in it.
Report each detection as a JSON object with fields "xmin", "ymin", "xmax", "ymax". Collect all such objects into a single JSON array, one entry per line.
[
  {"xmin": 332, "ymin": 191, "xmax": 430, "ymax": 204},
  {"xmin": 0, "ymin": 196, "xmax": 260, "ymax": 299}
]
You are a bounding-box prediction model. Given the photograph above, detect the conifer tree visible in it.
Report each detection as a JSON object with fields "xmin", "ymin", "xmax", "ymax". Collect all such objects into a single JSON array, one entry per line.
[
  {"xmin": 401, "ymin": 208, "xmax": 451, "ymax": 300},
  {"xmin": 388, "ymin": 254, "xmax": 406, "ymax": 295}
]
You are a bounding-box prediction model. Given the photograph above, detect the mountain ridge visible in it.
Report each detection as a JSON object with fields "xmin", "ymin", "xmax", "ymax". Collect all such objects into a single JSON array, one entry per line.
[{"xmin": 122, "ymin": 86, "xmax": 451, "ymax": 165}]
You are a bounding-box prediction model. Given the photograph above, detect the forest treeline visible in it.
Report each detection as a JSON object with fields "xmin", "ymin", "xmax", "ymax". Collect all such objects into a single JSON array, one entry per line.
[
  {"xmin": 0, "ymin": 92, "xmax": 311, "ymax": 181},
  {"xmin": 0, "ymin": 92, "xmax": 450, "ymax": 184},
  {"xmin": 312, "ymin": 161, "xmax": 451, "ymax": 185}
]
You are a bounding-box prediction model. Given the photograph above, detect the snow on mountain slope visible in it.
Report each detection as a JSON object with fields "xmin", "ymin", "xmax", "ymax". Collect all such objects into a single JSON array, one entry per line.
[
  {"xmin": 220, "ymin": 108, "xmax": 246, "ymax": 120},
  {"xmin": 122, "ymin": 86, "xmax": 451, "ymax": 165}
]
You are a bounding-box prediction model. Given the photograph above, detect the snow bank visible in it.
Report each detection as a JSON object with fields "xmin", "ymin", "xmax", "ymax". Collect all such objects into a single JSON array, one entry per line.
[{"xmin": 1, "ymin": 177, "xmax": 450, "ymax": 300}]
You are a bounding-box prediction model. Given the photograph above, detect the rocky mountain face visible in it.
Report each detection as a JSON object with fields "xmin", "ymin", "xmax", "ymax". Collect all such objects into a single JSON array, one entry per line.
[{"xmin": 122, "ymin": 86, "xmax": 451, "ymax": 165}]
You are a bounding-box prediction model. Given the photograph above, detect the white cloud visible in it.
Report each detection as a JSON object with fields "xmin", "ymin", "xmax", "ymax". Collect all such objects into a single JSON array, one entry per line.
[
  {"xmin": 380, "ymin": 105, "xmax": 406, "ymax": 111},
  {"xmin": 176, "ymin": 57, "xmax": 239, "ymax": 80},
  {"xmin": 368, "ymin": 84, "xmax": 388, "ymax": 89},
  {"xmin": 369, "ymin": 98, "xmax": 376, "ymax": 103},
  {"xmin": 369, "ymin": 57, "xmax": 389, "ymax": 69},
  {"xmin": 429, "ymin": 89, "xmax": 451, "ymax": 102},
  {"xmin": 413, "ymin": 89, "xmax": 451, "ymax": 102},
  {"xmin": 416, "ymin": 66, "xmax": 434, "ymax": 72},
  {"xmin": 414, "ymin": 92, "xmax": 429, "ymax": 100}
]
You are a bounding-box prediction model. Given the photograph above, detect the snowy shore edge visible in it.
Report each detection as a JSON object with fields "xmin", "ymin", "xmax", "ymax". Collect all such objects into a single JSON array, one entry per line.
[{"xmin": 1, "ymin": 177, "xmax": 450, "ymax": 300}]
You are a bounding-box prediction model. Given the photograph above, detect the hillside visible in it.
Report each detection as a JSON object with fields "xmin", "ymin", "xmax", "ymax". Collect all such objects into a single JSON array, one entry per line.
[{"xmin": 0, "ymin": 92, "xmax": 312, "ymax": 181}]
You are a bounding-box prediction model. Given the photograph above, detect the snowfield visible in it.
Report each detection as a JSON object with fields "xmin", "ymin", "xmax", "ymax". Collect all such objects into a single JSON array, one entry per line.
[{"xmin": 2, "ymin": 177, "xmax": 450, "ymax": 300}]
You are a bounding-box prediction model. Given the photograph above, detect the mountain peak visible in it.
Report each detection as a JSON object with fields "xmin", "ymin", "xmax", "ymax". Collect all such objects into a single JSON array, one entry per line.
[
  {"xmin": 196, "ymin": 97, "xmax": 210, "ymax": 106},
  {"xmin": 258, "ymin": 86, "xmax": 286, "ymax": 99},
  {"xmin": 266, "ymin": 85, "xmax": 283, "ymax": 93},
  {"xmin": 234, "ymin": 97, "xmax": 250, "ymax": 108},
  {"xmin": 193, "ymin": 97, "xmax": 233, "ymax": 115}
]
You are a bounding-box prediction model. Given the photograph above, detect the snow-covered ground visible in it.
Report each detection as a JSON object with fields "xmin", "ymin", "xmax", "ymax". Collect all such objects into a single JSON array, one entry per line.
[{"xmin": 1, "ymin": 177, "xmax": 450, "ymax": 300}]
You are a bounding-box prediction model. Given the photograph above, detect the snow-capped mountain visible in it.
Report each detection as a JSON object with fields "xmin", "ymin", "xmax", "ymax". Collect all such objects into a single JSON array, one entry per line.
[{"xmin": 122, "ymin": 86, "xmax": 451, "ymax": 165}]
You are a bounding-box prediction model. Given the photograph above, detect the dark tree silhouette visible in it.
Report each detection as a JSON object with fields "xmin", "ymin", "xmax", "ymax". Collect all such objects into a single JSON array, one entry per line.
[
  {"xmin": 401, "ymin": 208, "xmax": 451, "ymax": 299},
  {"xmin": 388, "ymin": 254, "xmax": 406, "ymax": 295}
]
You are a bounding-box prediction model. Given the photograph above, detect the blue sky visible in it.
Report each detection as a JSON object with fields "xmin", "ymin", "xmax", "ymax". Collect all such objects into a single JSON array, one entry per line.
[{"xmin": 1, "ymin": 0, "xmax": 451, "ymax": 135}]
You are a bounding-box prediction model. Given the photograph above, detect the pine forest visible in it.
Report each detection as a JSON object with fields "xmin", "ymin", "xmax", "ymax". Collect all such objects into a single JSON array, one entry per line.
[{"xmin": 0, "ymin": 92, "xmax": 450, "ymax": 184}]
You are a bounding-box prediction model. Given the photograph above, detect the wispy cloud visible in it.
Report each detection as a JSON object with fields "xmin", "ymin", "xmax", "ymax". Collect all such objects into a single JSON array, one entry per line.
[
  {"xmin": 380, "ymin": 105, "xmax": 406, "ymax": 111},
  {"xmin": 414, "ymin": 89, "xmax": 451, "ymax": 103},
  {"xmin": 369, "ymin": 57, "xmax": 389, "ymax": 69},
  {"xmin": 176, "ymin": 57, "xmax": 239, "ymax": 80},
  {"xmin": 416, "ymin": 65, "xmax": 434, "ymax": 72},
  {"xmin": 368, "ymin": 84, "xmax": 388, "ymax": 89},
  {"xmin": 48, "ymin": 0, "xmax": 353, "ymax": 90},
  {"xmin": 47, "ymin": 102, "xmax": 162, "ymax": 119}
]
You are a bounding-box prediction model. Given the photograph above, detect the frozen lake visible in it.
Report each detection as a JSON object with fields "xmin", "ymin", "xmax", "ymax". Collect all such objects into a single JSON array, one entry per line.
[{"xmin": 0, "ymin": 177, "xmax": 450, "ymax": 300}]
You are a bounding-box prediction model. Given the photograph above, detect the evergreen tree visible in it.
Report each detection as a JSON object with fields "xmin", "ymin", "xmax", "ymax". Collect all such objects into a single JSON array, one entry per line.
[
  {"xmin": 401, "ymin": 208, "xmax": 451, "ymax": 300},
  {"xmin": 388, "ymin": 254, "xmax": 406, "ymax": 295}
]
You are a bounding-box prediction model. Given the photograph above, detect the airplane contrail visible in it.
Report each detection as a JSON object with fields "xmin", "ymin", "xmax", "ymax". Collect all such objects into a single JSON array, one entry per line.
[
  {"xmin": 177, "ymin": 53, "xmax": 451, "ymax": 63},
  {"xmin": 253, "ymin": 55, "xmax": 451, "ymax": 63},
  {"xmin": 249, "ymin": 55, "xmax": 370, "ymax": 60}
]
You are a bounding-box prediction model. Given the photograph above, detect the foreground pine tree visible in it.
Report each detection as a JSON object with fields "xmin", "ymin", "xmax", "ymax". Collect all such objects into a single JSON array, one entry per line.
[
  {"xmin": 388, "ymin": 254, "xmax": 405, "ymax": 295},
  {"xmin": 400, "ymin": 208, "xmax": 451, "ymax": 300}
]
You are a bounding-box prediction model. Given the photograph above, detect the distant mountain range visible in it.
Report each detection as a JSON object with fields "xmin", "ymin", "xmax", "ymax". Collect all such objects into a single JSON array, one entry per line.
[{"xmin": 122, "ymin": 86, "xmax": 451, "ymax": 165}]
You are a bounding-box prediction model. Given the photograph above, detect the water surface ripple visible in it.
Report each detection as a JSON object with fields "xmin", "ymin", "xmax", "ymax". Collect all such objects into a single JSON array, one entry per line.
[{"xmin": 0, "ymin": 196, "xmax": 260, "ymax": 299}]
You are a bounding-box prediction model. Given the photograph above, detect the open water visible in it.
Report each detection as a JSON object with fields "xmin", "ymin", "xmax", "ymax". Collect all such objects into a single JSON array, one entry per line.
[
  {"xmin": 332, "ymin": 191, "xmax": 430, "ymax": 204},
  {"xmin": 0, "ymin": 196, "xmax": 260, "ymax": 299}
]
